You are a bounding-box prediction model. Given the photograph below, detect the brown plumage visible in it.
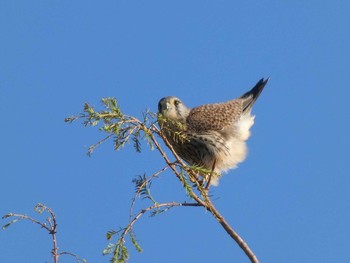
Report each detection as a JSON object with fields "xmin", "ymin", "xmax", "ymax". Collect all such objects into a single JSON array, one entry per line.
[{"xmin": 158, "ymin": 78, "xmax": 268, "ymax": 185}]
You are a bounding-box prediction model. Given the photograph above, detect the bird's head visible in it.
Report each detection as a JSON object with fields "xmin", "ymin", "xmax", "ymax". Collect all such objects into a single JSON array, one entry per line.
[{"xmin": 158, "ymin": 96, "xmax": 190, "ymax": 123}]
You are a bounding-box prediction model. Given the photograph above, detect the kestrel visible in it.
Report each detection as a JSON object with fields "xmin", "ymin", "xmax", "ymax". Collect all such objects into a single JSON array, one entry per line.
[{"xmin": 158, "ymin": 78, "xmax": 269, "ymax": 186}]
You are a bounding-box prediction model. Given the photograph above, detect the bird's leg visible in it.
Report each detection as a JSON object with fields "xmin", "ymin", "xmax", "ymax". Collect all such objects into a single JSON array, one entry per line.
[
  {"xmin": 169, "ymin": 161, "xmax": 201, "ymax": 184},
  {"xmin": 168, "ymin": 160, "xmax": 180, "ymax": 167},
  {"xmin": 205, "ymin": 159, "xmax": 217, "ymax": 190}
]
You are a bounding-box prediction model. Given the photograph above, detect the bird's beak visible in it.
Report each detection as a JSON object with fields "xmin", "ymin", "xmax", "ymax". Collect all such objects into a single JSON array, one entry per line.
[
  {"xmin": 165, "ymin": 102, "xmax": 171, "ymax": 110},
  {"xmin": 163, "ymin": 102, "xmax": 174, "ymax": 112}
]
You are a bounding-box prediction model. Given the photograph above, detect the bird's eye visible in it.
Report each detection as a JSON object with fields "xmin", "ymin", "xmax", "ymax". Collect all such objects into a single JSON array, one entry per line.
[
  {"xmin": 174, "ymin": 100, "xmax": 180, "ymax": 106},
  {"xmin": 158, "ymin": 102, "xmax": 162, "ymax": 112}
]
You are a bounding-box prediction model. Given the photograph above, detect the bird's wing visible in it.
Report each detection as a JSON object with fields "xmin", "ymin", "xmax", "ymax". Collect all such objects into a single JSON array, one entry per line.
[
  {"xmin": 186, "ymin": 100, "xmax": 243, "ymax": 131},
  {"xmin": 186, "ymin": 78, "xmax": 268, "ymax": 132}
]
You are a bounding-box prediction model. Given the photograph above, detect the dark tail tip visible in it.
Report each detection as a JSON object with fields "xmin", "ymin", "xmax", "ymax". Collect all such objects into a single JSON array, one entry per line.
[{"xmin": 240, "ymin": 77, "xmax": 269, "ymax": 112}]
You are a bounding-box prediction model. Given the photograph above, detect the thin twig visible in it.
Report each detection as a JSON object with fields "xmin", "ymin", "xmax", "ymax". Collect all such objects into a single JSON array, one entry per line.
[
  {"xmin": 58, "ymin": 251, "xmax": 86, "ymax": 262},
  {"xmin": 129, "ymin": 166, "xmax": 168, "ymax": 221},
  {"xmin": 121, "ymin": 202, "xmax": 202, "ymax": 244},
  {"xmin": 6, "ymin": 214, "xmax": 51, "ymax": 232},
  {"xmin": 87, "ymin": 134, "xmax": 114, "ymax": 156}
]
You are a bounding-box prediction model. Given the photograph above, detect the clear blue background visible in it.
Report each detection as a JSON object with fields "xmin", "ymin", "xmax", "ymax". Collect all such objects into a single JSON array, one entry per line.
[{"xmin": 1, "ymin": 1, "xmax": 349, "ymax": 262}]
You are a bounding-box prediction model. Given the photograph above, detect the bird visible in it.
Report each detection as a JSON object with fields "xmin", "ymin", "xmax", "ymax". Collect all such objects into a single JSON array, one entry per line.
[{"xmin": 158, "ymin": 78, "xmax": 269, "ymax": 186}]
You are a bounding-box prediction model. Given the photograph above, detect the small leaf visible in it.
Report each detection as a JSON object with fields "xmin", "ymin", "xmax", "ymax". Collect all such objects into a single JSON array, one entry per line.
[
  {"xmin": 143, "ymin": 132, "xmax": 154, "ymax": 151},
  {"xmin": 150, "ymin": 208, "xmax": 164, "ymax": 217},
  {"xmin": 2, "ymin": 218, "xmax": 21, "ymax": 230},
  {"xmin": 129, "ymin": 232, "xmax": 142, "ymax": 253},
  {"xmin": 103, "ymin": 243, "xmax": 116, "ymax": 255},
  {"xmin": 132, "ymin": 137, "xmax": 141, "ymax": 153},
  {"xmin": 109, "ymin": 241, "xmax": 129, "ymax": 263},
  {"xmin": 2, "ymin": 213, "xmax": 14, "ymax": 219},
  {"xmin": 106, "ymin": 230, "xmax": 118, "ymax": 241},
  {"xmin": 64, "ymin": 116, "xmax": 79, "ymax": 123}
]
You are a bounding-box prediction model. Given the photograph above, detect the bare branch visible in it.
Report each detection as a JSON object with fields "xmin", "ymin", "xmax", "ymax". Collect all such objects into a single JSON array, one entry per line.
[
  {"xmin": 2, "ymin": 204, "xmax": 85, "ymax": 263},
  {"xmin": 58, "ymin": 251, "xmax": 87, "ymax": 263},
  {"xmin": 205, "ymin": 197, "xmax": 259, "ymax": 263}
]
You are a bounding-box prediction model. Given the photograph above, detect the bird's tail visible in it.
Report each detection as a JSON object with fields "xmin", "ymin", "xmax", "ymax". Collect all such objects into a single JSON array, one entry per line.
[{"xmin": 240, "ymin": 78, "xmax": 269, "ymax": 112}]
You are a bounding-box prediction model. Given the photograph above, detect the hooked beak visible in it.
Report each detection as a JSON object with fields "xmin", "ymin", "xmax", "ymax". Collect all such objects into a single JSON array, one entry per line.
[{"xmin": 164, "ymin": 102, "xmax": 171, "ymax": 110}]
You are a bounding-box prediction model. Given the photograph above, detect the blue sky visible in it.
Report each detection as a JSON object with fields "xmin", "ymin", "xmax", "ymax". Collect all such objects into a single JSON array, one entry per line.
[{"xmin": 1, "ymin": 1, "xmax": 349, "ymax": 262}]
